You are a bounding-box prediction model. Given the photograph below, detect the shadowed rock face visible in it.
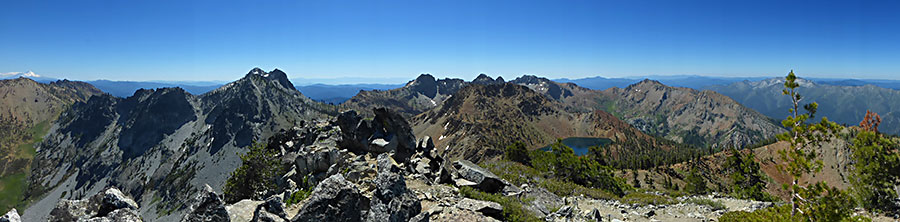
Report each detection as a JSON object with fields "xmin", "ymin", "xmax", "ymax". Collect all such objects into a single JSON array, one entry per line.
[
  {"xmin": 62, "ymin": 95, "xmax": 117, "ymax": 147},
  {"xmin": 117, "ymin": 88, "xmax": 197, "ymax": 159},
  {"xmin": 203, "ymin": 80, "xmax": 268, "ymax": 154},
  {"xmin": 409, "ymin": 74, "xmax": 438, "ymax": 98}
]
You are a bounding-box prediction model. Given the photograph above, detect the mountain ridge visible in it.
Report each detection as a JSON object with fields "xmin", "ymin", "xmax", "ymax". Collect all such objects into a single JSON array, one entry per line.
[{"xmin": 23, "ymin": 68, "xmax": 337, "ymax": 221}]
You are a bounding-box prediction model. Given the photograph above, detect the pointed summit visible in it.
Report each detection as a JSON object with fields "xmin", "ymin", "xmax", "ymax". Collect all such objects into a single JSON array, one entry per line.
[
  {"xmin": 265, "ymin": 68, "xmax": 295, "ymax": 90},
  {"xmin": 247, "ymin": 67, "xmax": 266, "ymax": 76},
  {"xmin": 409, "ymin": 74, "xmax": 438, "ymax": 98},
  {"xmin": 244, "ymin": 67, "xmax": 296, "ymax": 91},
  {"xmin": 472, "ymin": 73, "xmax": 501, "ymax": 85}
]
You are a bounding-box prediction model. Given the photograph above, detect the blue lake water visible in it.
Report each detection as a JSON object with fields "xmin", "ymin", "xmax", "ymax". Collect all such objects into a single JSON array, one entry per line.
[{"xmin": 539, "ymin": 137, "xmax": 613, "ymax": 156}]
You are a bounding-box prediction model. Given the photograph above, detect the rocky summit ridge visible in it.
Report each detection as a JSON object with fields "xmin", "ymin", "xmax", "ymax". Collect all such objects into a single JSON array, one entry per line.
[
  {"xmin": 15, "ymin": 105, "xmax": 776, "ymax": 221},
  {"xmin": 23, "ymin": 68, "xmax": 336, "ymax": 221}
]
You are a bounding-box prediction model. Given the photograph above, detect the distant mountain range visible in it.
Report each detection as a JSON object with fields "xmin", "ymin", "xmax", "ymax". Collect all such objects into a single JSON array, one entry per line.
[
  {"xmin": 297, "ymin": 83, "xmax": 403, "ymax": 104},
  {"xmin": 344, "ymin": 73, "xmax": 783, "ymax": 152},
  {"xmin": 706, "ymin": 78, "xmax": 900, "ymax": 136},
  {"xmin": 556, "ymin": 75, "xmax": 900, "ymax": 91}
]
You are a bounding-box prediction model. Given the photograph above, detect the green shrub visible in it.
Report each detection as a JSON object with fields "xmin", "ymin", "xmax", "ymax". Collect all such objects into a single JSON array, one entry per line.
[
  {"xmin": 505, "ymin": 141, "xmax": 531, "ymax": 165},
  {"xmin": 224, "ymin": 141, "xmax": 285, "ymax": 203},
  {"xmin": 724, "ymin": 149, "xmax": 778, "ymax": 201},
  {"xmin": 849, "ymin": 130, "xmax": 900, "ymax": 213},
  {"xmin": 285, "ymin": 189, "xmax": 311, "ymax": 206},
  {"xmin": 539, "ymin": 179, "xmax": 619, "ymax": 200},
  {"xmin": 719, "ymin": 204, "xmax": 871, "ymax": 222},
  {"xmin": 683, "ymin": 168, "xmax": 707, "ymax": 195},
  {"xmin": 458, "ymin": 186, "xmax": 542, "ymax": 222},
  {"xmin": 481, "ymin": 161, "xmax": 541, "ymax": 186},
  {"xmin": 528, "ymin": 139, "xmax": 631, "ymax": 196}
]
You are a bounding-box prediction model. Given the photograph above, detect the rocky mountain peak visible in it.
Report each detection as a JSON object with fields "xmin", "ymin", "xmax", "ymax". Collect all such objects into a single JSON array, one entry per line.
[
  {"xmin": 247, "ymin": 67, "xmax": 265, "ymax": 75},
  {"xmin": 623, "ymin": 79, "xmax": 667, "ymax": 92},
  {"xmin": 509, "ymin": 75, "xmax": 547, "ymax": 84},
  {"xmin": 244, "ymin": 67, "xmax": 296, "ymax": 91},
  {"xmin": 409, "ymin": 74, "xmax": 438, "ymax": 98},
  {"xmin": 472, "ymin": 74, "xmax": 502, "ymax": 85}
]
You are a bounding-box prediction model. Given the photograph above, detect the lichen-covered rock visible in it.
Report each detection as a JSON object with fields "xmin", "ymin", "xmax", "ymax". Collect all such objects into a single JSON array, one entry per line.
[
  {"xmin": 226, "ymin": 199, "xmax": 263, "ymax": 222},
  {"xmin": 454, "ymin": 198, "xmax": 503, "ymax": 220},
  {"xmin": 0, "ymin": 209, "xmax": 20, "ymax": 222},
  {"xmin": 181, "ymin": 184, "xmax": 230, "ymax": 222},
  {"xmin": 49, "ymin": 187, "xmax": 141, "ymax": 222},
  {"xmin": 452, "ymin": 160, "xmax": 507, "ymax": 193},
  {"xmin": 99, "ymin": 188, "xmax": 139, "ymax": 214},
  {"xmin": 365, "ymin": 154, "xmax": 421, "ymax": 222},
  {"xmin": 292, "ymin": 174, "xmax": 368, "ymax": 222},
  {"xmin": 424, "ymin": 206, "xmax": 501, "ymax": 222},
  {"xmin": 100, "ymin": 209, "xmax": 143, "ymax": 222}
]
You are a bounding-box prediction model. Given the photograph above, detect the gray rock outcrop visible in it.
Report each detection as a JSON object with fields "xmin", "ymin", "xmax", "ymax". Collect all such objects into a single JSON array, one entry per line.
[
  {"xmin": 48, "ymin": 187, "xmax": 141, "ymax": 222},
  {"xmin": 337, "ymin": 108, "xmax": 417, "ymax": 162},
  {"xmin": 452, "ymin": 160, "xmax": 508, "ymax": 193},
  {"xmin": 365, "ymin": 154, "xmax": 422, "ymax": 222},
  {"xmin": 292, "ymin": 174, "xmax": 368, "ymax": 222},
  {"xmin": 454, "ymin": 198, "xmax": 503, "ymax": 220},
  {"xmin": 181, "ymin": 184, "xmax": 230, "ymax": 222}
]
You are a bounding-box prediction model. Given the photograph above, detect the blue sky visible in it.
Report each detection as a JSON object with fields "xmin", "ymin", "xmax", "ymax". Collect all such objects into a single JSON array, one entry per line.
[{"xmin": 1, "ymin": 0, "xmax": 898, "ymax": 82}]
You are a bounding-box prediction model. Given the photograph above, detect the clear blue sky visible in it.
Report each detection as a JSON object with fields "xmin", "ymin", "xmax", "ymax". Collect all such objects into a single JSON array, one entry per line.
[{"xmin": 1, "ymin": 0, "xmax": 898, "ymax": 82}]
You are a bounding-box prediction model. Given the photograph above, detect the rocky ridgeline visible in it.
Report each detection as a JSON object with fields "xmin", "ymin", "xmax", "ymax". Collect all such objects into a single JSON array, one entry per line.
[{"xmin": 9, "ymin": 107, "xmax": 776, "ymax": 221}]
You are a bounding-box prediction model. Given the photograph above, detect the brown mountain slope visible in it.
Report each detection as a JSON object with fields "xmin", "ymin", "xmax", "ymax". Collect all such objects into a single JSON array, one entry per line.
[
  {"xmin": 0, "ymin": 77, "xmax": 103, "ymax": 175},
  {"xmin": 565, "ymin": 79, "xmax": 785, "ymax": 149},
  {"xmin": 627, "ymin": 128, "xmax": 858, "ymax": 201},
  {"xmin": 0, "ymin": 77, "xmax": 102, "ymax": 126},
  {"xmin": 0, "ymin": 77, "xmax": 103, "ymax": 212},
  {"xmin": 410, "ymin": 83, "xmax": 698, "ymax": 164}
]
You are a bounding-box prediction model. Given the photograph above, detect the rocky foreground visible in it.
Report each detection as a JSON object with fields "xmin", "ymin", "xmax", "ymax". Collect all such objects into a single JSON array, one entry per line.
[{"xmin": 4, "ymin": 108, "xmax": 775, "ymax": 222}]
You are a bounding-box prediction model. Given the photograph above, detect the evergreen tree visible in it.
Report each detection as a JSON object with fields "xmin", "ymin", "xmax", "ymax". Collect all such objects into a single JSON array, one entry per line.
[
  {"xmin": 684, "ymin": 167, "xmax": 707, "ymax": 194},
  {"xmin": 775, "ymin": 70, "xmax": 848, "ymax": 219},
  {"xmin": 724, "ymin": 149, "xmax": 774, "ymax": 201}
]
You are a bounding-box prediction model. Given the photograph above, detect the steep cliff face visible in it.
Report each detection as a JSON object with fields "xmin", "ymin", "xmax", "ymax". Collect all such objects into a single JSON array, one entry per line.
[
  {"xmin": 567, "ymin": 79, "xmax": 785, "ymax": 149},
  {"xmin": 24, "ymin": 68, "xmax": 337, "ymax": 221}
]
